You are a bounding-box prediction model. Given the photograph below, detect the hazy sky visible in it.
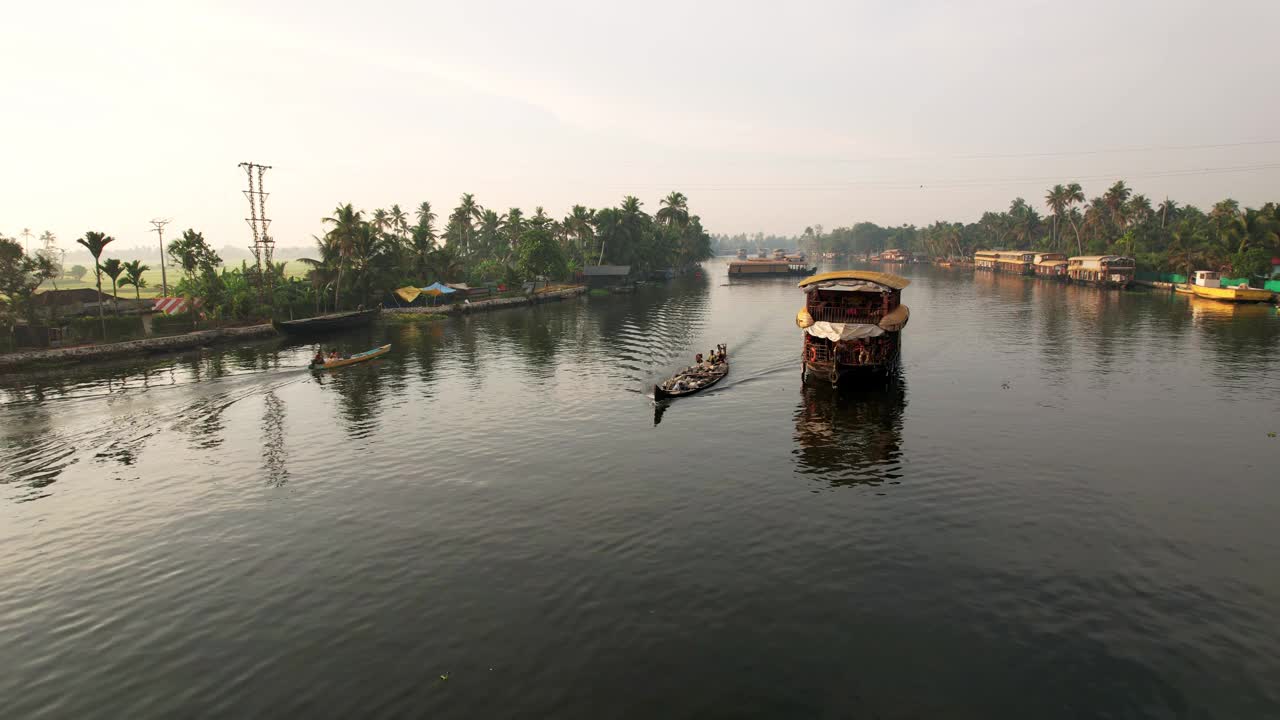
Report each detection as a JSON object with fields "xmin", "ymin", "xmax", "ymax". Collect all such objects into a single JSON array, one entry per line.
[{"xmin": 3, "ymin": 0, "xmax": 1279, "ymax": 253}]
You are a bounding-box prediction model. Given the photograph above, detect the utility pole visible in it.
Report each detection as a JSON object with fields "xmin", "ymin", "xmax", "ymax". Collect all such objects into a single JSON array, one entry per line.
[
  {"xmin": 239, "ymin": 162, "xmax": 273, "ymax": 304},
  {"xmin": 150, "ymin": 218, "xmax": 171, "ymax": 297}
]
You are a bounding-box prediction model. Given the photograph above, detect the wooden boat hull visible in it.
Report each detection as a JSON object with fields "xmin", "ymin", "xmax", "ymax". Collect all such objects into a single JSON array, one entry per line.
[
  {"xmin": 276, "ymin": 309, "xmax": 379, "ymax": 336},
  {"xmin": 1189, "ymin": 284, "xmax": 1273, "ymax": 303},
  {"xmin": 310, "ymin": 344, "xmax": 391, "ymax": 370},
  {"xmin": 654, "ymin": 364, "xmax": 728, "ymax": 399}
]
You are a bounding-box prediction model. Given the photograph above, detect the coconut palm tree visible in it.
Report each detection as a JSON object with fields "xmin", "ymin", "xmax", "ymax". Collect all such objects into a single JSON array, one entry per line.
[
  {"xmin": 75, "ymin": 231, "xmax": 114, "ymax": 335},
  {"xmin": 390, "ymin": 204, "xmax": 410, "ymax": 241},
  {"xmin": 563, "ymin": 205, "xmax": 595, "ymax": 265},
  {"xmin": 1102, "ymin": 181, "xmax": 1132, "ymax": 229},
  {"xmin": 119, "ymin": 260, "xmax": 149, "ymax": 301},
  {"xmin": 1158, "ymin": 198, "xmax": 1179, "ymax": 228},
  {"xmin": 100, "ymin": 258, "xmax": 124, "ymax": 314},
  {"xmin": 657, "ymin": 191, "xmax": 689, "ymax": 228},
  {"xmin": 1045, "ymin": 184, "xmax": 1068, "ymax": 250},
  {"xmin": 1063, "ymin": 183, "xmax": 1086, "ymax": 255},
  {"xmin": 323, "ymin": 203, "xmax": 364, "ymax": 311},
  {"xmin": 299, "ymin": 234, "xmax": 341, "ymax": 314}
]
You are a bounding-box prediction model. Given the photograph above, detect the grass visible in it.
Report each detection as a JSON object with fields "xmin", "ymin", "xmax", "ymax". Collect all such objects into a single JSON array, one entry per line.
[
  {"xmin": 37, "ymin": 260, "xmax": 314, "ymax": 299},
  {"xmin": 385, "ymin": 312, "xmax": 448, "ymax": 323}
]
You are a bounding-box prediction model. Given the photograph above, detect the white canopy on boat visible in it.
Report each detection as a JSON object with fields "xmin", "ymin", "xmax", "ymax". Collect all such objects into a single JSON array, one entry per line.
[
  {"xmin": 802, "ymin": 280, "xmax": 886, "ymax": 293},
  {"xmin": 805, "ymin": 321, "xmax": 885, "ymax": 341}
]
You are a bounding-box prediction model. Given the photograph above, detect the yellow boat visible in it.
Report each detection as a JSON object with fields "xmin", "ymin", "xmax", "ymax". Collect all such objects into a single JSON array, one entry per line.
[
  {"xmin": 1190, "ymin": 284, "xmax": 1273, "ymax": 303},
  {"xmin": 311, "ymin": 344, "xmax": 391, "ymax": 370},
  {"xmin": 1181, "ymin": 270, "xmax": 1273, "ymax": 303}
]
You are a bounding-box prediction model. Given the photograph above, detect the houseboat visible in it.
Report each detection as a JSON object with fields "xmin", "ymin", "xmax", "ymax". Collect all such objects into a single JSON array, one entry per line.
[
  {"xmin": 1033, "ymin": 253, "xmax": 1068, "ymax": 280},
  {"xmin": 772, "ymin": 248, "xmax": 786, "ymax": 260},
  {"xmin": 736, "ymin": 248, "xmax": 748, "ymax": 259},
  {"xmin": 1177, "ymin": 270, "xmax": 1274, "ymax": 303},
  {"xmin": 1067, "ymin": 255, "xmax": 1135, "ymax": 287},
  {"xmin": 795, "ymin": 270, "xmax": 910, "ymax": 387},
  {"xmin": 974, "ymin": 250, "xmax": 999, "ymax": 270},
  {"xmin": 878, "ymin": 248, "xmax": 908, "ymax": 264},
  {"xmin": 994, "ymin": 250, "xmax": 1035, "ymax": 275},
  {"xmin": 821, "ymin": 252, "xmax": 836, "ymax": 260},
  {"xmin": 729, "ymin": 260, "xmax": 816, "ymax": 277}
]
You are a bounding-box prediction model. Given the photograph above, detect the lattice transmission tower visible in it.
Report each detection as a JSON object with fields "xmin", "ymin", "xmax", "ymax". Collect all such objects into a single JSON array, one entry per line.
[{"xmin": 239, "ymin": 161, "xmax": 274, "ymax": 301}]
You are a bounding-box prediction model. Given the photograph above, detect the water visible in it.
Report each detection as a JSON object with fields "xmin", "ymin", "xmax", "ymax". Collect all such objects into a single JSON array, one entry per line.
[{"xmin": 2, "ymin": 262, "xmax": 1279, "ymax": 718}]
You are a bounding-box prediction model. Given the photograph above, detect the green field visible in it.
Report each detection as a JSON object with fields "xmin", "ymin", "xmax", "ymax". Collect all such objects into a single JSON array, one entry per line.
[{"xmin": 37, "ymin": 261, "xmax": 313, "ymax": 299}]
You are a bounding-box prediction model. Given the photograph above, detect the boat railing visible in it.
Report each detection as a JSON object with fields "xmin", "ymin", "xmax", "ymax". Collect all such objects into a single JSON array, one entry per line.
[{"xmin": 807, "ymin": 305, "xmax": 885, "ymax": 324}]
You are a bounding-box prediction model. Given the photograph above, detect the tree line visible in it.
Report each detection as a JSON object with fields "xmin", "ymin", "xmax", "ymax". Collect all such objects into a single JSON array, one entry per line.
[
  {"xmin": 2, "ymin": 191, "xmax": 715, "ymax": 337},
  {"xmin": 797, "ymin": 180, "xmax": 1280, "ymax": 278}
]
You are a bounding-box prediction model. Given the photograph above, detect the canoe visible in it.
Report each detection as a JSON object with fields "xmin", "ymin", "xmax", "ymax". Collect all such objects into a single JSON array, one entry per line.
[
  {"xmin": 1189, "ymin": 284, "xmax": 1273, "ymax": 303},
  {"xmin": 310, "ymin": 344, "xmax": 391, "ymax": 370},
  {"xmin": 654, "ymin": 360, "xmax": 729, "ymax": 399},
  {"xmin": 275, "ymin": 309, "xmax": 379, "ymax": 336}
]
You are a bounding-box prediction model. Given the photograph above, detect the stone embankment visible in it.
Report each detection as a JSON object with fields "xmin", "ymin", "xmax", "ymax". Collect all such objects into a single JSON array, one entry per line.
[
  {"xmin": 382, "ymin": 285, "xmax": 587, "ymax": 316},
  {"xmin": 0, "ymin": 324, "xmax": 277, "ymax": 372}
]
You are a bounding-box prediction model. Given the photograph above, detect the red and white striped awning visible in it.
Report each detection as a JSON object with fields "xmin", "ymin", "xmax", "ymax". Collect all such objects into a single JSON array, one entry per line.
[{"xmin": 152, "ymin": 297, "xmax": 201, "ymax": 315}]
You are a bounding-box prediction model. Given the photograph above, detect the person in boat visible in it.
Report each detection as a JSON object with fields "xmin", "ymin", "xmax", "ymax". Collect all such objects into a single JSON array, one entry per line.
[
  {"xmin": 313, "ymin": 350, "xmax": 325, "ymax": 366},
  {"xmin": 695, "ymin": 353, "xmax": 703, "ymax": 365}
]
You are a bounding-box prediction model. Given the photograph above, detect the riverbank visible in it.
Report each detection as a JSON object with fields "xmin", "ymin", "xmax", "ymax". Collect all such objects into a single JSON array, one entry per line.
[
  {"xmin": 1, "ymin": 286, "xmax": 590, "ymax": 373},
  {"xmin": 382, "ymin": 284, "xmax": 587, "ymax": 316},
  {"xmin": 0, "ymin": 324, "xmax": 278, "ymax": 372}
]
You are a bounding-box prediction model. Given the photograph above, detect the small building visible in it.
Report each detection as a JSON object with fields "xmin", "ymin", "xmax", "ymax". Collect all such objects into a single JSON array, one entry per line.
[{"xmin": 583, "ymin": 265, "xmax": 631, "ymax": 288}]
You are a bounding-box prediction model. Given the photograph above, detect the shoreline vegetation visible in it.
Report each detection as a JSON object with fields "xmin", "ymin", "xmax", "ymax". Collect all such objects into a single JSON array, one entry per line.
[
  {"xmin": 712, "ymin": 180, "xmax": 1280, "ymax": 284},
  {"xmin": 0, "ymin": 285, "xmax": 589, "ymax": 372},
  {"xmin": 2, "ymin": 191, "xmax": 714, "ymax": 354}
]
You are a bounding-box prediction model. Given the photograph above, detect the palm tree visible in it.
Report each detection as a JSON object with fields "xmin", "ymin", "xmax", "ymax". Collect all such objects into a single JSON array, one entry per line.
[
  {"xmin": 299, "ymin": 234, "xmax": 341, "ymax": 314},
  {"xmin": 371, "ymin": 208, "xmax": 390, "ymax": 235},
  {"xmin": 502, "ymin": 208, "xmax": 525, "ymax": 261},
  {"xmin": 389, "ymin": 204, "xmax": 410, "ymax": 241},
  {"xmin": 563, "ymin": 205, "xmax": 595, "ymax": 266},
  {"xmin": 323, "ymin": 203, "xmax": 364, "ymax": 311},
  {"xmin": 1064, "ymin": 183, "xmax": 1086, "ymax": 255},
  {"xmin": 1045, "ymin": 185, "xmax": 1068, "ymax": 250},
  {"xmin": 119, "ymin": 260, "xmax": 150, "ymax": 301},
  {"xmin": 75, "ymin": 231, "xmax": 114, "ymax": 335},
  {"xmin": 1158, "ymin": 198, "xmax": 1179, "ymax": 229},
  {"xmin": 657, "ymin": 191, "xmax": 690, "ymax": 228},
  {"xmin": 447, "ymin": 193, "xmax": 483, "ymax": 257},
  {"xmin": 100, "ymin": 258, "xmax": 125, "ymax": 314},
  {"xmin": 1102, "ymin": 180, "xmax": 1132, "ymax": 229}
]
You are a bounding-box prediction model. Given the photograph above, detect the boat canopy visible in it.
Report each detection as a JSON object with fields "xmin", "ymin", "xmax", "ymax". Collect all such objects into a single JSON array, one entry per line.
[
  {"xmin": 805, "ymin": 321, "xmax": 885, "ymax": 341},
  {"xmin": 395, "ymin": 286, "xmax": 422, "ymax": 303},
  {"xmin": 798, "ymin": 270, "xmax": 910, "ymax": 290}
]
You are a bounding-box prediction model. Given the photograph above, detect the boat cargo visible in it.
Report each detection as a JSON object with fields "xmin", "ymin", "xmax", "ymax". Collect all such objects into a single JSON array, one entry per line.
[
  {"xmin": 796, "ymin": 270, "xmax": 910, "ymax": 387},
  {"xmin": 1067, "ymin": 255, "xmax": 1135, "ymax": 287}
]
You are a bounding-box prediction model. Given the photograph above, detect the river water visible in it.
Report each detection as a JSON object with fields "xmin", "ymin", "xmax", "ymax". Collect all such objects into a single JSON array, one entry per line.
[{"xmin": 2, "ymin": 261, "xmax": 1278, "ymax": 718}]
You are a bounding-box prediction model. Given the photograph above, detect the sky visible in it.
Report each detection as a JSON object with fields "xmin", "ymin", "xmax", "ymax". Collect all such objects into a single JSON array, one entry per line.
[{"xmin": 3, "ymin": 0, "xmax": 1279, "ymax": 255}]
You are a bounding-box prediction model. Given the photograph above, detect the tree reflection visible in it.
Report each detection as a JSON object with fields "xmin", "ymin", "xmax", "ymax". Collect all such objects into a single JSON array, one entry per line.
[{"xmin": 792, "ymin": 373, "xmax": 907, "ymax": 488}]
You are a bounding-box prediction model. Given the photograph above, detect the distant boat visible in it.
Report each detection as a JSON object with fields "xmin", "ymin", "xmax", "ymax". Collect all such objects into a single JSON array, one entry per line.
[
  {"xmin": 275, "ymin": 309, "xmax": 379, "ymax": 336},
  {"xmin": 310, "ymin": 344, "xmax": 391, "ymax": 370}
]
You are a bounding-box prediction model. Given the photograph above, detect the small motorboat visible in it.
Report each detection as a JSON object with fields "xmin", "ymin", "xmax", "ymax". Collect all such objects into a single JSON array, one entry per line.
[
  {"xmin": 310, "ymin": 344, "xmax": 391, "ymax": 370},
  {"xmin": 654, "ymin": 346, "xmax": 729, "ymax": 399},
  {"xmin": 276, "ymin": 308, "xmax": 379, "ymax": 336}
]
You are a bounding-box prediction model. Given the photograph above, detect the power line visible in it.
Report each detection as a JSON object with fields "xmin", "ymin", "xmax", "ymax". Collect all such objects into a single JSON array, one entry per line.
[{"xmin": 950, "ymin": 139, "xmax": 1280, "ymax": 161}]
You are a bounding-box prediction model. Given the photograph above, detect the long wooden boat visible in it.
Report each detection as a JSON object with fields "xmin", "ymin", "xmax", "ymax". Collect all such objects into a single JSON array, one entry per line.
[
  {"xmin": 310, "ymin": 344, "xmax": 391, "ymax": 370},
  {"xmin": 275, "ymin": 308, "xmax": 378, "ymax": 336},
  {"xmin": 654, "ymin": 354, "xmax": 729, "ymax": 399}
]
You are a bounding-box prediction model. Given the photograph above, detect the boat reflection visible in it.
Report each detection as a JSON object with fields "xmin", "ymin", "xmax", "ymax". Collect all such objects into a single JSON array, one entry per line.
[{"xmin": 792, "ymin": 373, "xmax": 907, "ymax": 488}]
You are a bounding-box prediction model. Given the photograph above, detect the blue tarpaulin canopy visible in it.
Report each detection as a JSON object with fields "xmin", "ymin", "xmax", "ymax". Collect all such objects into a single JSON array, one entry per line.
[{"xmin": 420, "ymin": 282, "xmax": 456, "ymax": 296}]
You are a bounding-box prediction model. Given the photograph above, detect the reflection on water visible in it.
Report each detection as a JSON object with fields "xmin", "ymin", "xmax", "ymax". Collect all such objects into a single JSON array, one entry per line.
[
  {"xmin": 792, "ymin": 373, "xmax": 907, "ymax": 488},
  {"xmin": 2, "ymin": 264, "xmax": 1280, "ymax": 718}
]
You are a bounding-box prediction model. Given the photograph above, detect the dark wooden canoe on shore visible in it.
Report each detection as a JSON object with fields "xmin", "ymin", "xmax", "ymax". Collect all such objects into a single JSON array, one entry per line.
[
  {"xmin": 653, "ymin": 361, "xmax": 729, "ymax": 399},
  {"xmin": 274, "ymin": 309, "xmax": 378, "ymax": 336}
]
